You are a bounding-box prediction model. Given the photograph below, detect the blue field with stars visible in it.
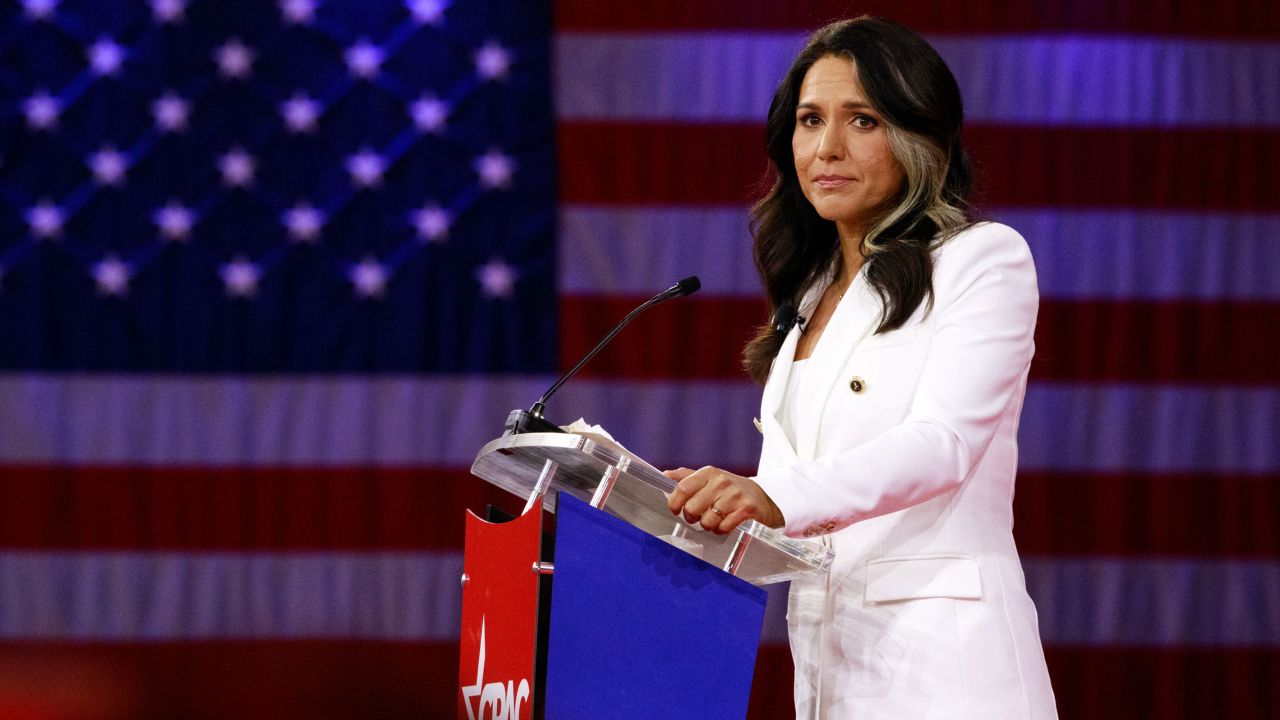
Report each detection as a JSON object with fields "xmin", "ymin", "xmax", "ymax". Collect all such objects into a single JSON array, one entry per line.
[{"xmin": 0, "ymin": 0, "xmax": 557, "ymax": 373}]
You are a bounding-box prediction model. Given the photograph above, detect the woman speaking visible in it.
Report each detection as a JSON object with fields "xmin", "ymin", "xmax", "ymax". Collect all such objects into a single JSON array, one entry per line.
[{"xmin": 665, "ymin": 17, "xmax": 1058, "ymax": 719}]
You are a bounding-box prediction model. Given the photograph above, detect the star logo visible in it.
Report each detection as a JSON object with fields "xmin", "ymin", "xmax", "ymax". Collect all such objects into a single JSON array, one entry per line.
[{"xmin": 460, "ymin": 618, "xmax": 532, "ymax": 720}]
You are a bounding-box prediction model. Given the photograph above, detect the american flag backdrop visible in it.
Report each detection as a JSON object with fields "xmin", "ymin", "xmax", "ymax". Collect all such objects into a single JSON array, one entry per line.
[{"xmin": 1, "ymin": 0, "xmax": 1278, "ymax": 718}]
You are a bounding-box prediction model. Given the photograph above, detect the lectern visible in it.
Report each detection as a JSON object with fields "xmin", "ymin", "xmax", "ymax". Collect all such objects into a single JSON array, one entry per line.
[{"xmin": 458, "ymin": 432, "xmax": 832, "ymax": 720}]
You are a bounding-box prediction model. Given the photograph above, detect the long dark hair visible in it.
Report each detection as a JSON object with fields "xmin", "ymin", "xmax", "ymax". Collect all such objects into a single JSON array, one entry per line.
[{"xmin": 742, "ymin": 16, "xmax": 975, "ymax": 385}]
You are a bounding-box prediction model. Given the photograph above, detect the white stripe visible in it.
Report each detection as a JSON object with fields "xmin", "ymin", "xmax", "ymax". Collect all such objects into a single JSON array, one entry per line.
[
  {"xmin": 0, "ymin": 551, "xmax": 462, "ymax": 641},
  {"xmin": 556, "ymin": 33, "xmax": 1280, "ymax": 126},
  {"xmin": 559, "ymin": 206, "xmax": 759, "ymax": 297},
  {"xmin": 1023, "ymin": 557, "xmax": 1280, "ymax": 648},
  {"xmin": 560, "ymin": 205, "xmax": 1280, "ymax": 300},
  {"xmin": 1020, "ymin": 383, "xmax": 1278, "ymax": 474},
  {"xmin": 1, "ymin": 376, "xmax": 1275, "ymax": 474},
  {"xmin": 2, "ymin": 552, "xmax": 1273, "ymax": 647}
]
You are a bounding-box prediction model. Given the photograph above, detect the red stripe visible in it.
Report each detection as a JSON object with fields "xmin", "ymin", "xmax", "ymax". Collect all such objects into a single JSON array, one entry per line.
[
  {"xmin": 560, "ymin": 295, "xmax": 1280, "ymax": 384},
  {"xmin": 3, "ymin": 465, "xmax": 1276, "ymax": 557},
  {"xmin": 1046, "ymin": 646, "xmax": 1280, "ymax": 718},
  {"xmin": 0, "ymin": 466, "xmax": 518, "ymax": 551},
  {"xmin": 1034, "ymin": 300, "xmax": 1280, "ymax": 384},
  {"xmin": 554, "ymin": 0, "xmax": 1280, "ymax": 38},
  {"xmin": 558, "ymin": 122, "xmax": 1280, "ymax": 212},
  {"xmin": 0, "ymin": 641, "xmax": 458, "ymax": 720},
  {"xmin": 0, "ymin": 641, "xmax": 1273, "ymax": 718},
  {"xmin": 1013, "ymin": 471, "xmax": 1280, "ymax": 558}
]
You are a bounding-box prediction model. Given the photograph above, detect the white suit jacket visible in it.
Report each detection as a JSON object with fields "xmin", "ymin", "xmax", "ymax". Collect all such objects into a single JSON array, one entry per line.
[{"xmin": 752, "ymin": 222, "xmax": 1057, "ymax": 719}]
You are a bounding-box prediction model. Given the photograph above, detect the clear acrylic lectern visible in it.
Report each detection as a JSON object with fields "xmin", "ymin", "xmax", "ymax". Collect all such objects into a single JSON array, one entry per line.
[{"xmin": 471, "ymin": 431, "xmax": 832, "ymax": 586}]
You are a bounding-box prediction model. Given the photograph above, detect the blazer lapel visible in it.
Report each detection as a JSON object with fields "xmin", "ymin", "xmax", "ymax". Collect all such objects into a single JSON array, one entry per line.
[
  {"xmin": 794, "ymin": 271, "xmax": 881, "ymax": 460},
  {"xmin": 759, "ymin": 323, "xmax": 802, "ymax": 466}
]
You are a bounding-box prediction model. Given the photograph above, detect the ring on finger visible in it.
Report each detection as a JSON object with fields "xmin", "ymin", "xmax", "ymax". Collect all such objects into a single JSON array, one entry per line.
[{"xmin": 708, "ymin": 504, "xmax": 727, "ymax": 517}]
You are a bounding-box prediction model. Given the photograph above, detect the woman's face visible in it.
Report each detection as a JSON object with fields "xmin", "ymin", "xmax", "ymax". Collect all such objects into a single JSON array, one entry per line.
[{"xmin": 792, "ymin": 55, "xmax": 904, "ymax": 234}]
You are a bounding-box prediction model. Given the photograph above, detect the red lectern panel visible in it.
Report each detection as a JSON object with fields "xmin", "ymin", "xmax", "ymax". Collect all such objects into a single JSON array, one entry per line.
[{"xmin": 457, "ymin": 508, "xmax": 542, "ymax": 720}]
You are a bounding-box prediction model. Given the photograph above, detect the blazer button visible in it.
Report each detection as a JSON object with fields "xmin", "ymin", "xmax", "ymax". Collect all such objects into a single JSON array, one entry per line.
[{"xmin": 849, "ymin": 376, "xmax": 867, "ymax": 394}]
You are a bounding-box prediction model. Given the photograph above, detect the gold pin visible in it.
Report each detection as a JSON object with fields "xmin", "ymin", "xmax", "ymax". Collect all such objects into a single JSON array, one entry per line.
[{"xmin": 753, "ymin": 417, "xmax": 764, "ymax": 434}]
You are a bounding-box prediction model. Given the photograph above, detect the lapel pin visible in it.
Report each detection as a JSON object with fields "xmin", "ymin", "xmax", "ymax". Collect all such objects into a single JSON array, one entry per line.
[{"xmin": 849, "ymin": 376, "xmax": 867, "ymax": 394}]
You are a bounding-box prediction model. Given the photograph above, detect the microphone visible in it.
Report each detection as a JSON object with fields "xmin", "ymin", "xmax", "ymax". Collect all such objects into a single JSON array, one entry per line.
[
  {"xmin": 772, "ymin": 303, "xmax": 804, "ymax": 333},
  {"xmin": 503, "ymin": 276, "xmax": 702, "ymax": 435}
]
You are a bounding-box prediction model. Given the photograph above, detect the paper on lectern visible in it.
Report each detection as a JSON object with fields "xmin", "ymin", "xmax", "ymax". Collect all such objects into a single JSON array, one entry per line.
[{"xmin": 560, "ymin": 418, "xmax": 666, "ymax": 484}]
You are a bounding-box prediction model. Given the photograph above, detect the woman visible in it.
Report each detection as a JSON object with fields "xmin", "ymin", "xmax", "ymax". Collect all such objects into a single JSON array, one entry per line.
[{"xmin": 665, "ymin": 17, "xmax": 1057, "ymax": 719}]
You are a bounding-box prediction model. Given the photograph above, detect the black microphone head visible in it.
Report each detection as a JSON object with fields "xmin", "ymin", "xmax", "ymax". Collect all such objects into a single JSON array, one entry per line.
[
  {"xmin": 772, "ymin": 303, "xmax": 798, "ymax": 333},
  {"xmin": 675, "ymin": 275, "xmax": 701, "ymax": 297}
]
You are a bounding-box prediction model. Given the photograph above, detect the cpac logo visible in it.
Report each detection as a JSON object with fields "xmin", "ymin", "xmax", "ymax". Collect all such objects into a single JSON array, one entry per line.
[{"xmin": 461, "ymin": 618, "xmax": 532, "ymax": 720}]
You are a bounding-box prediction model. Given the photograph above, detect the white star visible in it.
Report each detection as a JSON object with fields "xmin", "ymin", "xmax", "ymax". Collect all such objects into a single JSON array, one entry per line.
[
  {"xmin": 23, "ymin": 91, "xmax": 61, "ymax": 131},
  {"xmin": 280, "ymin": 93, "xmax": 321, "ymax": 134},
  {"xmin": 152, "ymin": 92, "xmax": 190, "ymax": 132},
  {"xmin": 476, "ymin": 258, "xmax": 517, "ymax": 299},
  {"xmin": 411, "ymin": 203, "xmax": 450, "ymax": 242},
  {"xmin": 345, "ymin": 39, "xmax": 384, "ymax": 79},
  {"xmin": 153, "ymin": 201, "xmax": 195, "ymax": 241},
  {"xmin": 87, "ymin": 37, "xmax": 126, "ymax": 77},
  {"xmin": 349, "ymin": 256, "xmax": 388, "ymax": 298},
  {"xmin": 474, "ymin": 149, "xmax": 516, "ymax": 190},
  {"xmin": 346, "ymin": 149, "xmax": 386, "ymax": 189},
  {"xmin": 149, "ymin": 0, "xmax": 186, "ymax": 23},
  {"xmin": 26, "ymin": 201, "xmax": 63, "ymax": 239},
  {"xmin": 220, "ymin": 256, "xmax": 260, "ymax": 298},
  {"xmin": 217, "ymin": 147, "xmax": 256, "ymax": 188},
  {"xmin": 406, "ymin": 0, "xmax": 448, "ymax": 26},
  {"xmin": 282, "ymin": 202, "xmax": 324, "ymax": 243},
  {"xmin": 214, "ymin": 38, "xmax": 254, "ymax": 80},
  {"xmin": 409, "ymin": 94, "xmax": 448, "ymax": 134},
  {"xmin": 279, "ymin": 0, "xmax": 318, "ymax": 25},
  {"xmin": 22, "ymin": 0, "xmax": 58, "ymax": 21},
  {"xmin": 93, "ymin": 255, "xmax": 131, "ymax": 296},
  {"xmin": 87, "ymin": 146, "xmax": 128, "ymax": 186},
  {"xmin": 474, "ymin": 41, "xmax": 511, "ymax": 81},
  {"xmin": 460, "ymin": 618, "xmax": 489, "ymax": 717}
]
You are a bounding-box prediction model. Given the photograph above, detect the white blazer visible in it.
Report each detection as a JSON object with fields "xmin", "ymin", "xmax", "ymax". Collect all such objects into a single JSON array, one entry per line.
[{"xmin": 752, "ymin": 222, "xmax": 1057, "ymax": 719}]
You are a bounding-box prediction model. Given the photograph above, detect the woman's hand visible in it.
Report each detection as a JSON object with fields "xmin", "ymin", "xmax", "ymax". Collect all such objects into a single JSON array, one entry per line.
[{"xmin": 663, "ymin": 466, "xmax": 785, "ymax": 534}]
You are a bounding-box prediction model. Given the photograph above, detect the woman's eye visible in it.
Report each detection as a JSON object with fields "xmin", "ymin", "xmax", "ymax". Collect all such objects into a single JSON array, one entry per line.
[
  {"xmin": 852, "ymin": 114, "xmax": 879, "ymax": 129},
  {"xmin": 799, "ymin": 114, "xmax": 822, "ymax": 127}
]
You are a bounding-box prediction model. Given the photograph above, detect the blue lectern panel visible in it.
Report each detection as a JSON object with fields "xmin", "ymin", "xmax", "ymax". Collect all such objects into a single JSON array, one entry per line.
[{"xmin": 545, "ymin": 494, "xmax": 767, "ymax": 719}]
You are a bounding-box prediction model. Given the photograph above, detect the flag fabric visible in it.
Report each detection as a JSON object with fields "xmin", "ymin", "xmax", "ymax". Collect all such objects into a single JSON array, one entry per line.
[{"xmin": 2, "ymin": 1, "xmax": 1279, "ymax": 718}]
